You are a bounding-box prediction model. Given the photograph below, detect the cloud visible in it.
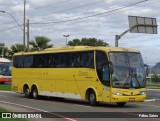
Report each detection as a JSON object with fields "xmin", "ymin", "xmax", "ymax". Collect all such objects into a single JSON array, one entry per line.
[{"xmin": 0, "ymin": 0, "xmax": 160, "ymax": 66}]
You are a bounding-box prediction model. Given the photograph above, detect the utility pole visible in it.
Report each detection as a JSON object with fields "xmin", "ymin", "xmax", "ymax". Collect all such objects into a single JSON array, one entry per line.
[
  {"xmin": 26, "ymin": 19, "xmax": 29, "ymax": 52},
  {"xmin": 63, "ymin": 35, "xmax": 70, "ymax": 46},
  {"xmin": 23, "ymin": 0, "xmax": 26, "ymax": 51}
]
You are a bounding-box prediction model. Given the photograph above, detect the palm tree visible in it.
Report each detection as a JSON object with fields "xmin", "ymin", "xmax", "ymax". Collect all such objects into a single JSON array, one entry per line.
[
  {"xmin": 29, "ymin": 36, "xmax": 53, "ymax": 51},
  {"xmin": 8, "ymin": 44, "xmax": 24, "ymax": 57}
]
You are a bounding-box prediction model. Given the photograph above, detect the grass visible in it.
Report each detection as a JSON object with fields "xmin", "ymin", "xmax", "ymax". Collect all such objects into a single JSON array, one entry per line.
[
  {"xmin": 0, "ymin": 85, "xmax": 12, "ymax": 91},
  {"xmin": 0, "ymin": 108, "xmax": 28, "ymax": 121}
]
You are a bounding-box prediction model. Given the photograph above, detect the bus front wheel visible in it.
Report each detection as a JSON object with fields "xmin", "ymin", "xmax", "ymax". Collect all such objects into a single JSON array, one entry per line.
[
  {"xmin": 32, "ymin": 86, "xmax": 39, "ymax": 99},
  {"xmin": 88, "ymin": 90, "xmax": 97, "ymax": 106}
]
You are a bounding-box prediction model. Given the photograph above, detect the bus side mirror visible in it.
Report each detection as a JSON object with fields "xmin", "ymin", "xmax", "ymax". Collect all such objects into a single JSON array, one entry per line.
[
  {"xmin": 144, "ymin": 64, "xmax": 149, "ymax": 76},
  {"xmin": 109, "ymin": 61, "xmax": 114, "ymax": 75}
]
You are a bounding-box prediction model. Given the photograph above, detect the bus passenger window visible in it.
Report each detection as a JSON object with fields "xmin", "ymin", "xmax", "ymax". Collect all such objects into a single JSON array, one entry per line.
[{"xmin": 72, "ymin": 53, "xmax": 81, "ymax": 67}]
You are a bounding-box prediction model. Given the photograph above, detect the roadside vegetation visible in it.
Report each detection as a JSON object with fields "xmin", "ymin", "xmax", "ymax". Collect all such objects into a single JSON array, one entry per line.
[
  {"xmin": 0, "ymin": 36, "xmax": 109, "ymax": 60},
  {"xmin": 0, "ymin": 84, "xmax": 11, "ymax": 91}
]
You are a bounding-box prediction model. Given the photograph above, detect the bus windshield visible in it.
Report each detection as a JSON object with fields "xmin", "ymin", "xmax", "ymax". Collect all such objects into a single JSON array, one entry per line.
[
  {"xmin": 109, "ymin": 52, "xmax": 145, "ymax": 88},
  {"xmin": 0, "ymin": 62, "xmax": 12, "ymax": 76}
]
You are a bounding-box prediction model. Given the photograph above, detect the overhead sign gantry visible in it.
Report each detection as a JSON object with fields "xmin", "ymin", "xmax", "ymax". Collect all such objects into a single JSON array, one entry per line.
[{"xmin": 115, "ymin": 16, "xmax": 158, "ymax": 47}]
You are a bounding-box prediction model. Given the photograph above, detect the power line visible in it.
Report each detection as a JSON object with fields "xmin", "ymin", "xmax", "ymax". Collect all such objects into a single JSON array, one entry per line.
[
  {"xmin": 30, "ymin": 0, "xmax": 155, "ymax": 30},
  {"xmin": 4, "ymin": 0, "xmax": 74, "ymax": 15},
  {"xmin": 30, "ymin": 0, "xmax": 150, "ymax": 25},
  {"xmin": 0, "ymin": 25, "xmax": 22, "ymax": 32},
  {"xmin": 1, "ymin": 0, "xmax": 100, "ymax": 25},
  {"xmin": 0, "ymin": 0, "xmax": 152, "ymax": 32}
]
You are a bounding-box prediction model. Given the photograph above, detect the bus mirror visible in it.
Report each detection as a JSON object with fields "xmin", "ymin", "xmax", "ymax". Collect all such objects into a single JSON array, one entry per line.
[
  {"xmin": 144, "ymin": 64, "xmax": 149, "ymax": 76},
  {"xmin": 109, "ymin": 61, "xmax": 114, "ymax": 75}
]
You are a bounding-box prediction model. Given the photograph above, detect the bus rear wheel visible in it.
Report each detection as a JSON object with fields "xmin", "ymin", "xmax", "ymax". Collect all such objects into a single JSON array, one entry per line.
[
  {"xmin": 32, "ymin": 87, "xmax": 39, "ymax": 99},
  {"xmin": 117, "ymin": 102, "xmax": 126, "ymax": 106},
  {"xmin": 88, "ymin": 90, "xmax": 97, "ymax": 106},
  {"xmin": 24, "ymin": 87, "xmax": 30, "ymax": 98}
]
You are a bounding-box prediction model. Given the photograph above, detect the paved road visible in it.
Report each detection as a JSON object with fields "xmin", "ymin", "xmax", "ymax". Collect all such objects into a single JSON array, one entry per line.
[
  {"xmin": 0, "ymin": 90, "xmax": 159, "ymax": 121},
  {"xmin": 146, "ymin": 89, "xmax": 160, "ymax": 99}
]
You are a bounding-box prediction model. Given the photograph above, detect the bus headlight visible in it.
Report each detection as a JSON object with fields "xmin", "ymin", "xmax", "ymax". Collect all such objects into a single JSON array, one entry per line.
[
  {"xmin": 112, "ymin": 92, "xmax": 123, "ymax": 96},
  {"xmin": 140, "ymin": 91, "xmax": 146, "ymax": 95}
]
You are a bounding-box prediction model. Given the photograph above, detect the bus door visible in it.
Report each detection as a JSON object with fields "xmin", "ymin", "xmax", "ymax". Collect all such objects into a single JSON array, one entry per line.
[{"xmin": 96, "ymin": 51, "xmax": 111, "ymax": 102}]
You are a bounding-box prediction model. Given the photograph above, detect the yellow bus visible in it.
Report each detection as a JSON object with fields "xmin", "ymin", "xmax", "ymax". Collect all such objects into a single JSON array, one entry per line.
[{"xmin": 12, "ymin": 46, "xmax": 147, "ymax": 106}]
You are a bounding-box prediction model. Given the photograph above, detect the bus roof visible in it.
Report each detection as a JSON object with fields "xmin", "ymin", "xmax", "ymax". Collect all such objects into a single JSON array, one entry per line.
[
  {"xmin": 13, "ymin": 46, "xmax": 140, "ymax": 56},
  {"xmin": 0, "ymin": 58, "xmax": 11, "ymax": 62}
]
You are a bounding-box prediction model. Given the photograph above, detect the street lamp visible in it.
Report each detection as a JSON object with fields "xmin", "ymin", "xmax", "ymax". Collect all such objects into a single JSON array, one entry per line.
[
  {"xmin": 63, "ymin": 35, "xmax": 70, "ymax": 46},
  {"xmin": 0, "ymin": 10, "xmax": 26, "ymax": 51},
  {"xmin": 0, "ymin": 0, "xmax": 26, "ymax": 51}
]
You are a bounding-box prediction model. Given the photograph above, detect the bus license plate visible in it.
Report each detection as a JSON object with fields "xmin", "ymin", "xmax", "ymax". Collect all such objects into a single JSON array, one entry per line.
[{"xmin": 129, "ymin": 98, "xmax": 135, "ymax": 101}]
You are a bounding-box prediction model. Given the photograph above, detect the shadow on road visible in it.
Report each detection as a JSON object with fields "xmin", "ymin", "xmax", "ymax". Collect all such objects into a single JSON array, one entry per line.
[{"xmin": 16, "ymin": 94, "xmax": 139, "ymax": 108}]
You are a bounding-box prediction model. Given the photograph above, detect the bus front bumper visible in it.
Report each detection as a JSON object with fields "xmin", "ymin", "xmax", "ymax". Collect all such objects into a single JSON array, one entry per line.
[{"xmin": 111, "ymin": 94, "xmax": 146, "ymax": 103}]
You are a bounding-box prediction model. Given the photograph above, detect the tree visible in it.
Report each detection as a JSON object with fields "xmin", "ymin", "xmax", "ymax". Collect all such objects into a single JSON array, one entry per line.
[
  {"xmin": 8, "ymin": 44, "xmax": 24, "ymax": 57},
  {"xmin": 68, "ymin": 38, "xmax": 109, "ymax": 46},
  {"xmin": 0, "ymin": 43, "xmax": 10, "ymax": 58},
  {"xmin": 151, "ymin": 74, "xmax": 160, "ymax": 83},
  {"xmin": 29, "ymin": 36, "xmax": 53, "ymax": 51}
]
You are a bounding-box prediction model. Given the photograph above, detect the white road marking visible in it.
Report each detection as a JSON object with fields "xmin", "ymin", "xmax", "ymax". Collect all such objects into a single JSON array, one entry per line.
[
  {"xmin": 0, "ymin": 91, "xmax": 15, "ymax": 93},
  {"xmin": 147, "ymin": 89, "xmax": 160, "ymax": 91},
  {"xmin": 74, "ymin": 104, "xmax": 93, "ymax": 108},
  {"xmin": 145, "ymin": 98, "xmax": 156, "ymax": 102},
  {"xmin": 0, "ymin": 100, "xmax": 78, "ymax": 121},
  {"xmin": 135, "ymin": 103, "xmax": 160, "ymax": 108}
]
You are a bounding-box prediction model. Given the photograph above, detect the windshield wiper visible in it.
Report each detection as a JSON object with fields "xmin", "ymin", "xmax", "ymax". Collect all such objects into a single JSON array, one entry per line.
[{"xmin": 130, "ymin": 74, "xmax": 141, "ymax": 88}]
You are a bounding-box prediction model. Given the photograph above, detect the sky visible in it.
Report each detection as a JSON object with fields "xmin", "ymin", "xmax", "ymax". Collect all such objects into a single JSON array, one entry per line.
[{"xmin": 0, "ymin": 0, "xmax": 159, "ymax": 66}]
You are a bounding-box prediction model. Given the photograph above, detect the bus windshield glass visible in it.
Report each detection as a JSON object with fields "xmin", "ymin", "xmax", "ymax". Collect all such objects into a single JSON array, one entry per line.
[
  {"xmin": 0, "ymin": 62, "xmax": 12, "ymax": 76},
  {"xmin": 109, "ymin": 52, "xmax": 145, "ymax": 88}
]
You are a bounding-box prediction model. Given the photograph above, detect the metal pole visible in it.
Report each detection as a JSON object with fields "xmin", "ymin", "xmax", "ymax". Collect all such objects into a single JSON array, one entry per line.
[
  {"xmin": 26, "ymin": 19, "xmax": 29, "ymax": 52},
  {"xmin": 2, "ymin": 46, "xmax": 4, "ymax": 58},
  {"xmin": 115, "ymin": 35, "xmax": 119, "ymax": 47},
  {"xmin": 23, "ymin": 0, "xmax": 26, "ymax": 51},
  {"xmin": 63, "ymin": 35, "xmax": 69, "ymax": 46},
  {"xmin": 66, "ymin": 37, "xmax": 67, "ymax": 46},
  {"xmin": 150, "ymin": 66, "xmax": 152, "ymax": 85}
]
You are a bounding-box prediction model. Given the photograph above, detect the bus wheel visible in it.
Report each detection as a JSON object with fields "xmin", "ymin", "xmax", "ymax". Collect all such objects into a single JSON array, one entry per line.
[
  {"xmin": 0, "ymin": 82, "xmax": 5, "ymax": 84},
  {"xmin": 24, "ymin": 87, "xmax": 30, "ymax": 98},
  {"xmin": 32, "ymin": 87, "xmax": 39, "ymax": 99},
  {"xmin": 88, "ymin": 90, "xmax": 97, "ymax": 106},
  {"xmin": 117, "ymin": 102, "xmax": 126, "ymax": 106}
]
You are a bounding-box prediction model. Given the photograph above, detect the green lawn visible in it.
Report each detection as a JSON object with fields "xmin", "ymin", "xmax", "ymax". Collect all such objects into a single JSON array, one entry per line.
[
  {"xmin": 0, "ymin": 85, "xmax": 12, "ymax": 91},
  {"xmin": 0, "ymin": 108, "xmax": 28, "ymax": 121}
]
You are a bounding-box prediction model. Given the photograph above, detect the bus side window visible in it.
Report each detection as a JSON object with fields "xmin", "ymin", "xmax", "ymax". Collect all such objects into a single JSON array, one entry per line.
[
  {"xmin": 81, "ymin": 51, "xmax": 94, "ymax": 68},
  {"xmin": 72, "ymin": 53, "xmax": 81, "ymax": 67},
  {"xmin": 44, "ymin": 54, "xmax": 53, "ymax": 68},
  {"xmin": 13, "ymin": 56, "xmax": 18, "ymax": 68},
  {"xmin": 24, "ymin": 55, "xmax": 34, "ymax": 68},
  {"xmin": 34, "ymin": 55, "xmax": 44, "ymax": 68},
  {"xmin": 17, "ymin": 56, "xmax": 24, "ymax": 68}
]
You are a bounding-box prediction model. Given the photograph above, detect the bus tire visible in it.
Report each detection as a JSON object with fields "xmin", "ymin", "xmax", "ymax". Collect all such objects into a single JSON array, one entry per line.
[
  {"xmin": 88, "ymin": 90, "xmax": 97, "ymax": 106},
  {"xmin": 0, "ymin": 82, "xmax": 5, "ymax": 84},
  {"xmin": 24, "ymin": 86, "xmax": 30, "ymax": 98},
  {"xmin": 117, "ymin": 102, "xmax": 126, "ymax": 106},
  {"xmin": 32, "ymin": 86, "xmax": 39, "ymax": 99}
]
